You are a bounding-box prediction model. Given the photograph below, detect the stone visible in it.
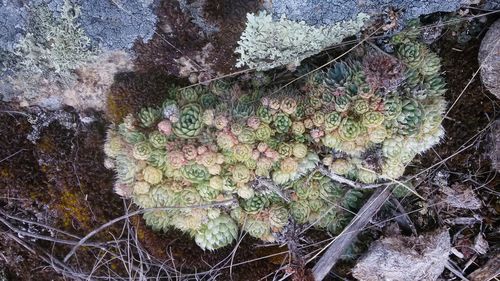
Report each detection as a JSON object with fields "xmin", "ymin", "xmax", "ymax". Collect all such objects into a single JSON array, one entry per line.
[
  {"xmin": 479, "ymin": 19, "xmax": 500, "ymax": 99},
  {"xmin": 270, "ymin": 0, "xmax": 477, "ymax": 27},
  {"xmin": 352, "ymin": 229, "xmax": 451, "ymax": 281}
]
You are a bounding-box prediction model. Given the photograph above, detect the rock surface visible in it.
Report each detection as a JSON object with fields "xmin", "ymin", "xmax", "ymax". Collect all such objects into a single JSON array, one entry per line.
[
  {"xmin": 352, "ymin": 229, "xmax": 451, "ymax": 281},
  {"xmin": 0, "ymin": 0, "xmax": 155, "ymax": 110},
  {"xmin": 0, "ymin": 0, "xmax": 158, "ymax": 53},
  {"xmin": 270, "ymin": 0, "xmax": 476, "ymax": 26},
  {"xmin": 479, "ymin": 19, "xmax": 500, "ymax": 99}
]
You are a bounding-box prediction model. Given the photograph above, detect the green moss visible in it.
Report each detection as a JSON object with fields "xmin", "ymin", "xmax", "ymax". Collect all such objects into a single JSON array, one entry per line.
[{"xmin": 56, "ymin": 189, "xmax": 92, "ymax": 230}]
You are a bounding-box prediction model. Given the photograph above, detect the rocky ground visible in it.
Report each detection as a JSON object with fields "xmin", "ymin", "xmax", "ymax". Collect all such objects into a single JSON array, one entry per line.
[{"xmin": 0, "ymin": 2, "xmax": 498, "ymax": 281}]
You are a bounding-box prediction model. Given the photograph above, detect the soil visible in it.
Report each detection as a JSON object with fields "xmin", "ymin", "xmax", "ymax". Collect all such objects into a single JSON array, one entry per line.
[{"xmin": 0, "ymin": 11, "xmax": 498, "ymax": 281}]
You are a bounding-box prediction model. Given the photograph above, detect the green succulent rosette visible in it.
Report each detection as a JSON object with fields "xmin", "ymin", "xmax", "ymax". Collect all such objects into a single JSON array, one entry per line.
[
  {"xmin": 232, "ymin": 144, "xmax": 253, "ymax": 162},
  {"xmin": 138, "ymin": 107, "xmax": 161, "ymax": 128},
  {"xmin": 341, "ymin": 189, "xmax": 364, "ymax": 210},
  {"xmin": 176, "ymin": 188, "xmax": 202, "ymax": 206},
  {"xmin": 233, "ymin": 98, "xmax": 255, "ymax": 118},
  {"xmin": 308, "ymin": 96, "xmax": 323, "ymax": 111},
  {"xmin": 277, "ymin": 143, "xmax": 293, "ymax": 157},
  {"xmin": 230, "ymin": 122, "xmax": 244, "ymax": 136},
  {"xmin": 309, "ymin": 199, "xmax": 325, "ymax": 212},
  {"xmin": 149, "ymin": 149, "xmax": 168, "ymax": 168},
  {"xmin": 420, "ymin": 52, "xmax": 441, "ymax": 76},
  {"xmin": 132, "ymin": 142, "xmax": 153, "ymax": 160},
  {"xmin": 290, "ymin": 201, "xmax": 311, "ymax": 224},
  {"xmin": 173, "ymin": 104, "xmax": 204, "ymax": 138},
  {"xmin": 104, "ymin": 132, "xmax": 123, "ymax": 158},
  {"xmin": 383, "ymin": 96, "xmax": 403, "ymax": 120},
  {"xmin": 209, "ymin": 80, "xmax": 231, "ymax": 96},
  {"xmin": 423, "ymin": 75, "xmax": 447, "ymax": 97},
  {"xmin": 322, "ymin": 133, "xmax": 341, "ymax": 148},
  {"xmin": 119, "ymin": 124, "xmax": 146, "ymax": 144},
  {"xmin": 325, "ymin": 62, "xmax": 349, "ymax": 86},
  {"xmin": 353, "ymin": 99, "xmax": 370, "ymax": 114},
  {"xmin": 339, "ymin": 118, "xmax": 361, "ymax": 141},
  {"xmin": 312, "ymin": 113, "xmax": 325, "ymax": 127},
  {"xmin": 273, "ymin": 113, "xmax": 292, "ymax": 134},
  {"xmin": 397, "ymin": 42, "xmax": 425, "ymax": 67},
  {"xmin": 144, "ymin": 211, "xmax": 171, "ymax": 232},
  {"xmin": 255, "ymin": 124, "xmax": 272, "ymax": 141},
  {"xmin": 356, "ymin": 168, "xmax": 378, "ymax": 184},
  {"xmin": 269, "ymin": 205, "xmax": 289, "ymax": 228},
  {"xmin": 335, "ymin": 95, "xmax": 351, "ymax": 112},
  {"xmin": 232, "ymin": 164, "xmax": 252, "ymax": 184},
  {"xmin": 280, "ymin": 97, "xmax": 298, "ymax": 115},
  {"xmin": 244, "ymin": 219, "xmax": 270, "ymax": 239},
  {"xmin": 382, "ymin": 138, "xmax": 403, "ymax": 159},
  {"xmin": 222, "ymin": 177, "xmax": 237, "ymax": 191},
  {"xmin": 238, "ymin": 128, "xmax": 256, "ymax": 144},
  {"xmin": 149, "ymin": 185, "xmax": 177, "ymax": 207},
  {"xmin": 195, "ymin": 215, "xmax": 238, "ymax": 251},
  {"xmin": 319, "ymin": 178, "xmax": 344, "ymax": 200},
  {"xmin": 256, "ymin": 106, "xmax": 273, "ymax": 124},
  {"xmin": 362, "ymin": 111, "xmax": 385, "ymax": 127},
  {"xmin": 149, "ymin": 131, "xmax": 168, "ymax": 148},
  {"xmin": 181, "ymin": 164, "xmax": 210, "ymax": 183},
  {"xmin": 397, "ymin": 99, "xmax": 423, "ymax": 135},
  {"xmin": 196, "ymin": 182, "xmax": 220, "ymax": 201},
  {"xmin": 179, "ymin": 87, "xmax": 202, "ymax": 103},
  {"xmin": 325, "ymin": 112, "xmax": 342, "ymax": 131},
  {"xmin": 368, "ymin": 127, "xmax": 387, "ymax": 144},
  {"xmin": 114, "ymin": 155, "xmax": 137, "ymax": 184},
  {"xmin": 199, "ymin": 93, "xmax": 218, "ymax": 109},
  {"xmin": 327, "ymin": 212, "xmax": 351, "ymax": 235},
  {"xmin": 241, "ymin": 195, "xmax": 269, "ymax": 214},
  {"xmin": 143, "ymin": 166, "xmax": 163, "ymax": 185}
]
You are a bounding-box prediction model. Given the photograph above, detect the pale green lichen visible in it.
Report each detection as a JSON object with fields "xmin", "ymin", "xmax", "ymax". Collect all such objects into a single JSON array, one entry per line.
[
  {"xmin": 14, "ymin": 0, "xmax": 96, "ymax": 76},
  {"xmin": 235, "ymin": 11, "xmax": 370, "ymax": 71}
]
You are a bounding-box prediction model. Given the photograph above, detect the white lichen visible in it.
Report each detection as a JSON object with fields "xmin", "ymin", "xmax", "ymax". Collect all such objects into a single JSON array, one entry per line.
[{"xmin": 235, "ymin": 11, "xmax": 370, "ymax": 71}]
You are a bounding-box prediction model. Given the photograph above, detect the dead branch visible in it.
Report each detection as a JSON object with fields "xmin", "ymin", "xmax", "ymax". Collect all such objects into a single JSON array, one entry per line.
[
  {"xmin": 316, "ymin": 165, "xmax": 389, "ymax": 189},
  {"xmin": 311, "ymin": 186, "xmax": 392, "ymax": 281},
  {"xmin": 468, "ymin": 252, "xmax": 500, "ymax": 281}
]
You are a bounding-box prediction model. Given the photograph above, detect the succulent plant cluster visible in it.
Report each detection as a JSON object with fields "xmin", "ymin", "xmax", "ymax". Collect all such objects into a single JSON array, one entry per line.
[{"xmin": 104, "ymin": 36, "xmax": 446, "ymax": 251}]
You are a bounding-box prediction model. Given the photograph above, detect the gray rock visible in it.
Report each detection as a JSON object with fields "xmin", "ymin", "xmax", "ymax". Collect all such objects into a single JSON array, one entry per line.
[
  {"xmin": 77, "ymin": 0, "xmax": 158, "ymax": 51},
  {"xmin": 270, "ymin": 0, "xmax": 475, "ymax": 26},
  {"xmin": 482, "ymin": 0, "xmax": 500, "ymax": 10},
  {"xmin": 0, "ymin": 0, "xmax": 158, "ymax": 54},
  {"xmin": 479, "ymin": 19, "xmax": 500, "ymax": 99},
  {"xmin": 352, "ymin": 229, "xmax": 451, "ymax": 281},
  {"xmin": 0, "ymin": 0, "xmax": 27, "ymax": 53}
]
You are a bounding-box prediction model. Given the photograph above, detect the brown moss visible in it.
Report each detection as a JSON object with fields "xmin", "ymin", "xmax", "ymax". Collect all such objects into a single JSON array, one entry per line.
[
  {"xmin": 106, "ymin": 71, "xmax": 185, "ymax": 123},
  {"xmin": 133, "ymin": 0, "xmax": 260, "ymax": 77},
  {"xmin": 203, "ymin": 0, "xmax": 261, "ymax": 73},
  {"xmin": 37, "ymin": 135, "xmax": 56, "ymax": 154}
]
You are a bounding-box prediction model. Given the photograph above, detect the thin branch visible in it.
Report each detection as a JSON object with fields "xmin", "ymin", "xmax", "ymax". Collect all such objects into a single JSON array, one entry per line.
[
  {"xmin": 316, "ymin": 165, "xmax": 386, "ymax": 189},
  {"xmin": 255, "ymin": 177, "xmax": 291, "ymax": 202},
  {"xmin": 63, "ymin": 199, "xmax": 237, "ymax": 263},
  {"xmin": 311, "ymin": 185, "xmax": 392, "ymax": 281}
]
